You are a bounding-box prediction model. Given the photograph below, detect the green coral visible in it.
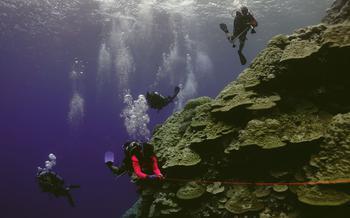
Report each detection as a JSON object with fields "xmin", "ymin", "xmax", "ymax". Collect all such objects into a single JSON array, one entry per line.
[
  {"xmin": 132, "ymin": 7, "xmax": 350, "ymax": 217},
  {"xmin": 296, "ymin": 185, "xmax": 350, "ymax": 206},
  {"xmin": 161, "ymin": 147, "xmax": 201, "ymax": 168},
  {"xmin": 211, "ymin": 90, "xmax": 281, "ymax": 114},
  {"xmin": 272, "ymin": 185, "xmax": 289, "ymax": 193},
  {"xmin": 184, "ymin": 96, "xmax": 212, "ymax": 110},
  {"xmin": 211, "ymin": 90, "xmax": 256, "ymax": 113},
  {"xmin": 226, "ymin": 108, "xmax": 329, "ymax": 152},
  {"xmin": 224, "ymin": 186, "xmax": 265, "ymax": 214},
  {"xmin": 246, "ymin": 95, "xmax": 281, "ymax": 110},
  {"xmin": 322, "ymin": 24, "xmax": 350, "ymax": 48},
  {"xmin": 176, "ymin": 182, "xmax": 206, "ymax": 200},
  {"xmin": 254, "ymin": 186, "xmax": 272, "ymax": 198},
  {"xmin": 151, "ymin": 106, "xmax": 203, "ymax": 168},
  {"xmin": 225, "ymin": 193, "xmax": 265, "ymax": 214},
  {"xmin": 306, "ymin": 112, "xmax": 350, "ymax": 181},
  {"xmin": 188, "ymin": 102, "xmax": 236, "ymax": 146},
  {"xmin": 206, "ymin": 182, "xmax": 225, "ymax": 194},
  {"xmin": 149, "ymin": 193, "xmax": 181, "ymax": 216},
  {"xmin": 280, "ymin": 25, "xmax": 324, "ymax": 62},
  {"xmin": 152, "ymin": 98, "xmax": 236, "ymax": 168}
]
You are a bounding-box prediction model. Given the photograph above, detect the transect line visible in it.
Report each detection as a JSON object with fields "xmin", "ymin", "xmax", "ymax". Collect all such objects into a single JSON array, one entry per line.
[{"xmin": 164, "ymin": 178, "xmax": 350, "ymax": 186}]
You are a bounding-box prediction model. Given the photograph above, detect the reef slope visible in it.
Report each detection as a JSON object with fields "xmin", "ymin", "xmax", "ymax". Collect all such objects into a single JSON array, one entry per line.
[{"xmin": 124, "ymin": 1, "xmax": 350, "ymax": 217}]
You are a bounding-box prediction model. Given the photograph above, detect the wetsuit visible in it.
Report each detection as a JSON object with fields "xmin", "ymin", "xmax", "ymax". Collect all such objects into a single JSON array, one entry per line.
[
  {"xmin": 106, "ymin": 144, "xmax": 162, "ymax": 179},
  {"xmin": 36, "ymin": 170, "xmax": 78, "ymax": 207},
  {"xmin": 233, "ymin": 11, "xmax": 258, "ymax": 51},
  {"xmin": 106, "ymin": 142, "xmax": 163, "ymax": 216},
  {"xmin": 146, "ymin": 86, "xmax": 180, "ymax": 110},
  {"xmin": 131, "ymin": 154, "xmax": 162, "ymax": 179},
  {"xmin": 132, "ymin": 153, "xmax": 163, "ymax": 217}
]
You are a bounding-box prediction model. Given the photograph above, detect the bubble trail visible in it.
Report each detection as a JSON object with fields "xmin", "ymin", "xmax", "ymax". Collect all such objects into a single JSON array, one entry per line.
[{"xmin": 120, "ymin": 92, "xmax": 150, "ymax": 140}]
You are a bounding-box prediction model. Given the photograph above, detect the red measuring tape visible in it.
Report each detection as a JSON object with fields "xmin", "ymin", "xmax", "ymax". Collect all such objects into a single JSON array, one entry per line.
[{"xmin": 164, "ymin": 178, "xmax": 350, "ymax": 186}]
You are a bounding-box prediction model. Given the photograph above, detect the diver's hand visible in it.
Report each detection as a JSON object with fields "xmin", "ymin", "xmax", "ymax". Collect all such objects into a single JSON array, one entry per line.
[
  {"xmin": 105, "ymin": 161, "xmax": 113, "ymax": 167},
  {"xmin": 157, "ymin": 174, "xmax": 165, "ymax": 180},
  {"xmin": 147, "ymin": 174, "xmax": 158, "ymax": 180},
  {"xmin": 147, "ymin": 174, "xmax": 165, "ymax": 180}
]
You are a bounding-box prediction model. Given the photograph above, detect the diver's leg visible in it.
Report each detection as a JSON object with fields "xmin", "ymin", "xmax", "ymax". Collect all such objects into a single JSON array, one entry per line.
[
  {"xmin": 238, "ymin": 31, "xmax": 247, "ymax": 53},
  {"xmin": 237, "ymin": 33, "xmax": 247, "ymax": 65},
  {"xmin": 136, "ymin": 180, "xmax": 156, "ymax": 217},
  {"xmin": 66, "ymin": 193, "xmax": 75, "ymax": 207},
  {"xmin": 232, "ymin": 31, "xmax": 238, "ymax": 47},
  {"xmin": 238, "ymin": 51, "xmax": 247, "ymax": 65},
  {"xmin": 140, "ymin": 195, "xmax": 153, "ymax": 217}
]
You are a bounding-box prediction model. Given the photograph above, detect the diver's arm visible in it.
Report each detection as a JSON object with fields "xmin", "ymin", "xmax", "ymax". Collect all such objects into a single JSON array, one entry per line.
[
  {"xmin": 151, "ymin": 155, "xmax": 162, "ymax": 176},
  {"xmin": 131, "ymin": 155, "xmax": 148, "ymax": 179},
  {"xmin": 249, "ymin": 13, "xmax": 258, "ymax": 27},
  {"xmin": 234, "ymin": 16, "xmax": 239, "ymax": 32},
  {"xmin": 106, "ymin": 162, "xmax": 126, "ymax": 175}
]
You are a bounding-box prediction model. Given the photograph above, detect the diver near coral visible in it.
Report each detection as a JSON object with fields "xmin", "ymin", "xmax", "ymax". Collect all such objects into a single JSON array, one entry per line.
[
  {"xmin": 105, "ymin": 141, "xmax": 164, "ymax": 216},
  {"xmin": 220, "ymin": 6, "xmax": 258, "ymax": 65},
  {"xmin": 36, "ymin": 154, "xmax": 80, "ymax": 207},
  {"xmin": 105, "ymin": 141, "xmax": 164, "ymax": 180},
  {"xmin": 146, "ymin": 86, "xmax": 180, "ymax": 111},
  {"xmin": 233, "ymin": 6, "xmax": 258, "ymax": 65}
]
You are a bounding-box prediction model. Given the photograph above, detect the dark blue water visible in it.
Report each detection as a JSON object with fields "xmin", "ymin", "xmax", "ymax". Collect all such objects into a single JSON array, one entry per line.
[{"xmin": 0, "ymin": 0, "xmax": 332, "ymax": 217}]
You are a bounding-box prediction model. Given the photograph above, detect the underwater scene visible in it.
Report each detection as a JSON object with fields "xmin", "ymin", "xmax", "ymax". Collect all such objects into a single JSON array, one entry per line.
[{"xmin": 1, "ymin": 0, "xmax": 350, "ymax": 217}]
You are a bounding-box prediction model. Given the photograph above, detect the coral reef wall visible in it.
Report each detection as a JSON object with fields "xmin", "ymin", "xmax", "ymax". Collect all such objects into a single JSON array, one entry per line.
[{"xmin": 124, "ymin": 1, "xmax": 350, "ymax": 217}]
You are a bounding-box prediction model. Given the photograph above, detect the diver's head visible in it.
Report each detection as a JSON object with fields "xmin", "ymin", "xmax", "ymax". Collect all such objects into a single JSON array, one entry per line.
[
  {"xmin": 241, "ymin": 6, "xmax": 248, "ymax": 15},
  {"xmin": 126, "ymin": 141, "xmax": 154, "ymax": 157},
  {"xmin": 126, "ymin": 141, "xmax": 142, "ymax": 155},
  {"xmin": 142, "ymin": 142, "xmax": 154, "ymax": 157}
]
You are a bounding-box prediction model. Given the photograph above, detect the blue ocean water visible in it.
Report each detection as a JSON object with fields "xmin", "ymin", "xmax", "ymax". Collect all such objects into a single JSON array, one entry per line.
[{"xmin": 0, "ymin": 0, "xmax": 332, "ymax": 217}]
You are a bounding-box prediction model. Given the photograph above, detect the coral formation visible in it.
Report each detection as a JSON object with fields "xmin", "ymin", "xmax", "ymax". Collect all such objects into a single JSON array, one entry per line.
[
  {"xmin": 295, "ymin": 185, "xmax": 350, "ymax": 206},
  {"xmin": 176, "ymin": 182, "xmax": 205, "ymax": 200},
  {"xmin": 124, "ymin": 1, "xmax": 350, "ymax": 217},
  {"xmin": 206, "ymin": 182, "xmax": 225, "ymax": 195}
]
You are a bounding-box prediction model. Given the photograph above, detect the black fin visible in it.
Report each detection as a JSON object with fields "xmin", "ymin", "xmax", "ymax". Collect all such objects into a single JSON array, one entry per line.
[
  {"xmin": 68, "ymin": 185, "xmax": 80, "ymax": 189},
  {"xmin": 66, "ymin": 193, "xmax": 76, "ymax": 207},
  {"xmin": 219, "ymin": 23, "xmax": 229, "ymax": 33},
  {"xmin": 238, "ymin": 51, "xmax": 247, "ymax": 65}
]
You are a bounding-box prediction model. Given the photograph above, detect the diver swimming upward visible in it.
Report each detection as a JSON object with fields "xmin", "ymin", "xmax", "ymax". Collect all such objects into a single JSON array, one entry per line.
[{"xmin": 220, "ymin": 6, "xmax": 258, "ymax": 65}]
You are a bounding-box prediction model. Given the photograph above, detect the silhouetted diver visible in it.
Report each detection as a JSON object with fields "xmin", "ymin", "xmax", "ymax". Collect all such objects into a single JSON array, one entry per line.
[{"xmin": 146, "ymin": 86, "xmax": 180, "ymax": 110}]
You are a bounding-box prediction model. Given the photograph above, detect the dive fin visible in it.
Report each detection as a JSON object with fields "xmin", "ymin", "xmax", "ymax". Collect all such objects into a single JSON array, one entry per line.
[
  {"xmin": 68, "ymin": 185, "xmax": 80, "ymax": 189},
  {"xmin": 66, "ymin": 193, "xmax": 76, "ymax": 207},
  {"xmin": 172, "ymin": 86, "xmax": 180, "ymax": 99},
  {"xmin": 219, "ymin": 23, "xmax": 229, "ymax": 33},
  {"xmin": 238, "ymin": 51, "xmax": 247, "ymax": 65}
]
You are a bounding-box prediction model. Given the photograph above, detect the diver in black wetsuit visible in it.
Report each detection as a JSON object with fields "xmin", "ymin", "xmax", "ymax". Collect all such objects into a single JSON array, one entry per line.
[
  {"xmin": 232, "ymin": 6, "xmax": 258, "ymax": 65},
  {"xmin": 36, "ymin": 169, "xmax": 80, "ymax": 207},
  {"xmin": 146, "ymin": 86, "xmax": 180, "ymax": 110}
]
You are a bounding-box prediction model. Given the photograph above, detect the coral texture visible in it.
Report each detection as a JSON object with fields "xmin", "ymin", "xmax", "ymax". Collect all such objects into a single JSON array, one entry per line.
[{"xmin": 124, "ymin": 1, "xmax": 350, "ymax": 217}]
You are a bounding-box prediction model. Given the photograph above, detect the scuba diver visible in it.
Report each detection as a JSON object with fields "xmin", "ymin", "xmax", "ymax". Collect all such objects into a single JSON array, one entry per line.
[
  {"xmin": 105, "ymin": 141, "xmax": 164, "ymax": 180},
  {"xmin": 37, "ymin": 170, "xmax": 80, "ymax": 207},
  {"xmin": 105, "ymin": 141, "xmax": 164, "ymax": 217},
  {"xmin": 36, "ymin": 154, "xmax": 79, "ymax": 207},
  {"xmin": 232, "ymin": 6, "xmax": 258, "ymax": 65},
  {"xmin": 146, "ymin": 86, "xmax": 180, "ymax": 111}
]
